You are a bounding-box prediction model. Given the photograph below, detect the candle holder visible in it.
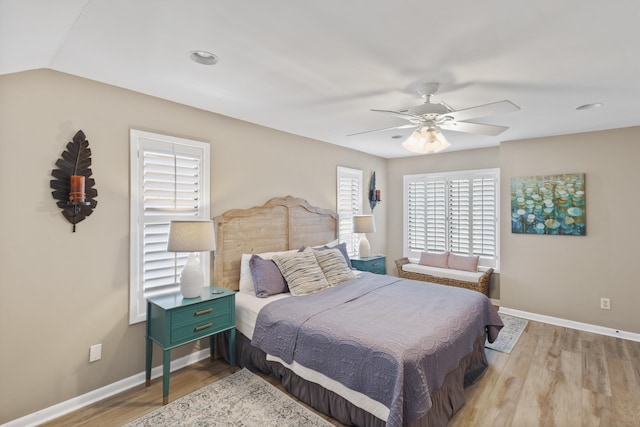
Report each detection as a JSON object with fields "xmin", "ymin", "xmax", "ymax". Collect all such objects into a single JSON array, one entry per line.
[
  {"xmin": 50, "ymin": 130, "xmax": 98, "ymax": 232},
  {"xmin": 64, "ymin": 201, "xmax": 93, "ymax": 232}
]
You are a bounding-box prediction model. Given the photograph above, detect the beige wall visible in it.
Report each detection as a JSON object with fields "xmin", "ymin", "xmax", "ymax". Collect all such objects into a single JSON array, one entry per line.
[
  {"xmin": 500, "ymin": 128, "xmax": 640, "ymax": 334},
  {"xmin": 386, "ymin": 147, "xmax": 501, "ymax": 298},
  {"xmin": 0, "ymin": 69, "xmax": 387, "ymax": 423},
  {"xmin": 2, "ymin": 68, "xmax": 638, "ymax": 424}
]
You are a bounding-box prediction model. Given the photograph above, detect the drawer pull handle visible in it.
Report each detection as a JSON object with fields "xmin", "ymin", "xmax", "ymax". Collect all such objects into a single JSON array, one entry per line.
[
  {"xmin": 194, "ymin": 323, "xmax": 213, "ymax": 332},
  {"xmin": 195, "ymin": 308, "xmax": 213, "ymax": 316}
]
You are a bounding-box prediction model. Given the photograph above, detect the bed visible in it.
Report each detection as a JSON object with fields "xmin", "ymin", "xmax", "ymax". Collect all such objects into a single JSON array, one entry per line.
[{"xmin": 214, "ymin": 196, "xmax": 503, "ymax": 427}]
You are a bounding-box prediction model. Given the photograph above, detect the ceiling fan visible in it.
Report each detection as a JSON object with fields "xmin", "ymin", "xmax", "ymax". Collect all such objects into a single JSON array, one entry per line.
[{"xmin": 348, "ymin": 83, "xmax": 520, "ymax": 154}]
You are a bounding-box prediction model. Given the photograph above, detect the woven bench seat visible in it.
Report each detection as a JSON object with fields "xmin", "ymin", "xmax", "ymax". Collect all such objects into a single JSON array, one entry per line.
[{"xmin": 395, "ymin": 257, "xmax": 493, "ymax": 296}]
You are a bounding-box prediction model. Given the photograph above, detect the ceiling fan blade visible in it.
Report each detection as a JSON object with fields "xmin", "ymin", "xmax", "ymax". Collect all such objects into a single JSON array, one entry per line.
[
  {"xmin": 445, "ymin": 100, "xmax": 520, "ymax": 122},
  {"xmin": 439, "ymin": 121, "xmax": 509, "ymax": 136},
  {"xmin": 370, "ymin": 109, "xmax": 420, "ymax": 121},
  {"xmin": 347, "ymin": 124, "xmax": 416, "ymax": 137}
]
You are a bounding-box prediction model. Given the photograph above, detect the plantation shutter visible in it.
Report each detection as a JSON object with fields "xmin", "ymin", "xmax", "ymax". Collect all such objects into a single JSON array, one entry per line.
[
  {"xmin": 425, "ymin": 180, "xmax": 446, "ymax": 252},
  {"xmin": 130, "ymin": 130, "xmax": 210, "ymax": 324},
  {"xmin": 337, "ymin": 167, "xmax": 363, "ymax": 256},
  {"xmin": 472, "ymin": 176, "xmax": 497, "ymax": 258},
  {"xmin": 448, "ymin": 179, "xmax": 471, "ymax": 255},
  {"xmin": 404, "ymin": 169, "xmax": 499, "ymax": 269},
  {"xmin": 406, "ymin": 180, "xmax": 426, "ymax": 252},
  {"xmin": 142, "ymin": 150, "xmax": 201, "ymax": 296}
]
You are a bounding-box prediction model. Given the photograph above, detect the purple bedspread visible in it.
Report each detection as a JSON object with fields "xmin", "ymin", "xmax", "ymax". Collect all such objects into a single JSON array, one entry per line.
[{"xmin": 252, "ymin": 272, "xmax": 503, "ymax": 427}]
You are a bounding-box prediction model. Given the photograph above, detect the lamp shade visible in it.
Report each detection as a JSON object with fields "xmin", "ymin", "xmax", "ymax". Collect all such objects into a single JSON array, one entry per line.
[
  {"xmin": 353, "ymin": 215, "xmax": 376, "ymax": 234},
  {"xmin": 167, "ymin": 220, "xmax": 216, "ymax": 252}
]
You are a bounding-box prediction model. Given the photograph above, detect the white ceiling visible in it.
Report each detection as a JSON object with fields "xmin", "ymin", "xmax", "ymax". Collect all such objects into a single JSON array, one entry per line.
[{"xmin": 3, "ymin": 0, "xmax": 640, "ymax": 158}]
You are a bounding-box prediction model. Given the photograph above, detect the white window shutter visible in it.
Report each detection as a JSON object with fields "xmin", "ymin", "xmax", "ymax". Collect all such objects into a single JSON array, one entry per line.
[
  {"xmin": 472, "ymin": 176, "xmax": 497, "ymax": 258},
  {"xmin": 130, "ymin": 130, "xmax": 210, "ymax": 324},
  {"xmin": 337, "ymin": 167, "xmax": 363, "ymax": 256},
  {"xmin": 406, "ymin": 180, "xmax": 426, "ymax": 252},
  {"xmin": 425, "ymin": 180, "xmax": 446, "ymax": 253},
  {"xmin": 404, "ymin": 169, "xmax": 499, "ymax": 269},
  {"xmin": 143, "ymin": 151, "xmax": 202, "ymax": 215},
  {"xmin": 448, "ymin": 179, "xmax": 471, "ymax": 255}
]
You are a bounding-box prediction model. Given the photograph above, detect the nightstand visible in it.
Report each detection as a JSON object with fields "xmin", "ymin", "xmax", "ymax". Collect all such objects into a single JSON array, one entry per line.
[
  {"xmin": 145, "ymin": 285, "xmax": 236, "ymax": 404},
  {"xmin": 351, "ymin": 255, "xmax": 387, "ymax": 274}
]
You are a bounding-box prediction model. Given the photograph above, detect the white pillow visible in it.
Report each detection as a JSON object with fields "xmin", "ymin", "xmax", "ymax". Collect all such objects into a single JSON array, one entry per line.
[{"xmin": 239, "ymin": 249, "xmax": 298, "ymax": 295}]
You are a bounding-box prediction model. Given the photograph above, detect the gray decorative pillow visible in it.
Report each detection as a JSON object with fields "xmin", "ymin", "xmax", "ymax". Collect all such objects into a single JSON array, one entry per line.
[
  {"xmin": 314, "ymin": 248, "xmax": 356, "ymax": 287},
  {"xmin": 272, "ymin": 247, "xmax": 330, "ymax": 296},
  {"xmin": 249, "ymin": 254, "xmax": 289, "ymax": 298}
]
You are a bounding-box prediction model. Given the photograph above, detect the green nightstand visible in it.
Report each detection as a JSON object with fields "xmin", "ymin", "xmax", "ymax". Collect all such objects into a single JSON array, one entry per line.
[
  {"xmin": 351, "ymin": 255, "xmax": 387, "ymax": 274},
  {"xmin": 145, "ymin": 285, "xmax": 236, "ymax": 404}
]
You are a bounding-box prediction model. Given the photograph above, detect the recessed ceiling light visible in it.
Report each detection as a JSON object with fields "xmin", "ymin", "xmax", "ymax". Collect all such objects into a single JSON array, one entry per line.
[
  {"xmin": 189, "ymin": 50, "xmax": 219, "ymax": 65},
  {"xmin": 576, "ymin": 103, "xmax": 603, "ymax": 110}
]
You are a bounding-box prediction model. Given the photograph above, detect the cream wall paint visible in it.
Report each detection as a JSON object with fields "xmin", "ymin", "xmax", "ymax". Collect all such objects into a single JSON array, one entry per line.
[
  {"xmin": 0, "ymin": 69, "xmax": 387, "ymax": 424},
  {"xmin": 3, "ymin": 69, "xmax": 638, "ymax": 424},
  {"xmin": 386, "ymin": 147, "xmax": 501, "ymax": 298},
  {"xmin": 500, "ymin": 128, "xmax": 640, "ymax": 334}
]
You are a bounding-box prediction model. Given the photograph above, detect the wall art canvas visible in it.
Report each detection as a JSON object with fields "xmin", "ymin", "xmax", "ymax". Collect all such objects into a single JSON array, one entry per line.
[{"xmin": 510, "ymin": 173, "xmax": 585, "ymax": 235}]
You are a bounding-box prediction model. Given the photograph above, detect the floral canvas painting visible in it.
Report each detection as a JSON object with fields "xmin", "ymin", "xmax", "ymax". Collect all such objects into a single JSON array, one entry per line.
[{"xmin": 510, "ymin": 173, "xmax": 585, "ymax": 235}]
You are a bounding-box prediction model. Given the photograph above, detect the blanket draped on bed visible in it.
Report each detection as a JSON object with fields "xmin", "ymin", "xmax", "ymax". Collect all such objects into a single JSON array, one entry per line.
[{"xmin": 252, "ymin": 273, "xmax": 503, "ymax": 427}]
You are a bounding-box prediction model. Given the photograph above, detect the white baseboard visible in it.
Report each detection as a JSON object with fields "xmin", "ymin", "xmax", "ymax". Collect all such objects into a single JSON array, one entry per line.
[
  {"xmin": 3, "ymin": 349, "xmax": 211, "ymax": 427},
  {"xmin": 499, "ymin": 307, "xmax": 640, "ymax": 343}
]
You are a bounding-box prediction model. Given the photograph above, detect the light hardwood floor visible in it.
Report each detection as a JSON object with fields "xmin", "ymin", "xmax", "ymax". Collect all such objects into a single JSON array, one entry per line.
[{"xmin": 42, "ymin": 320, "xmax": 640, "ymax": 427}]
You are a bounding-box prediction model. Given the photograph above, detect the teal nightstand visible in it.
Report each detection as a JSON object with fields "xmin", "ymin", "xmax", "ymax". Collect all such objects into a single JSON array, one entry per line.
[
  {"xmin": 145, "ymin": 285, "xmax": 236, "ymax": 404},
  {"xmin": 351, "ymin": 255, "xmax": 386, "ymax": 274}
]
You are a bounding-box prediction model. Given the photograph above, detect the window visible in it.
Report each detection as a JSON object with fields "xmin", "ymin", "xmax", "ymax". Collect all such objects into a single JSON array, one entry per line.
[
  {"xmin": 337, "ymin": 166, "xmax": 363, "ymax": 256},
  {"xmin": 404, "ymin": 168, "xmax": 499, "ymax": 269},
  {"xmin": 129, "ymin": 130, "xmax": 210, "ymax": 324}
]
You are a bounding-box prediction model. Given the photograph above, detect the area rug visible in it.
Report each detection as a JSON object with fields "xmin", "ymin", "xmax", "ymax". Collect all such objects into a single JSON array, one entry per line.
[
  {"xmin": 123, "ymin": 368, "xmax": 333, "ymax": 427},
  {"xmin": 485, "ymin": 313, "xmax": 528, "ymax": 354}
]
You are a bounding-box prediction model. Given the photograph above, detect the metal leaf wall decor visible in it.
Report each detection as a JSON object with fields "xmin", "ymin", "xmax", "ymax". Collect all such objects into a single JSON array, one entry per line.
[
  {"xmin": 369, "ymin": 171, "xmax": 379, "ymax": 211},
  {"xmin": 50, "ymin": 130, "xmax": 98, "ymax": 232}
]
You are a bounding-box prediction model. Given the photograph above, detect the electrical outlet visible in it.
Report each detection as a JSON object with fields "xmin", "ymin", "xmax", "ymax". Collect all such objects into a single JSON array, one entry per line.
[
  {"xmin": 600, "ymin": 298, "xmax": 611, "ymax": 310},
  {"xmin": 89, "ymin": 344, "xmax": 102, "ymax": 362}
]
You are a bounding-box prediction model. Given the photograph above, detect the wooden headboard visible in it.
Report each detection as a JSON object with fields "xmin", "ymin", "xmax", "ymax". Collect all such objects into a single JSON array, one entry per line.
[{"xmin": 213, "ymin": 196, "xmax": 338, "ymax": 290}]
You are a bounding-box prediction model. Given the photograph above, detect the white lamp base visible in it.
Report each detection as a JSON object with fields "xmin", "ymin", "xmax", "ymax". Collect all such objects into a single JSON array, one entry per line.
[
  {"xmin": 359, "ymin": 234, "xmax": 371, "ymax": 258},
  {"xmin": 179, "ymin": 253, "xmax": 204, "ymax": 298}
]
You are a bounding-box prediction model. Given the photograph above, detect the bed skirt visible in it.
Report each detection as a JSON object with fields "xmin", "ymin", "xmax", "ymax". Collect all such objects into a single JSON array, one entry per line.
[{"xmin": 217, "ymin": 331, "xmax": 488, "ymax": 427}]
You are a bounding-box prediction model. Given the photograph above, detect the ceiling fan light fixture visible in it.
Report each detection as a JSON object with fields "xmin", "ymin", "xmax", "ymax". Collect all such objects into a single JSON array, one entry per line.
[{"xmin": 402, "ymin": 127, "xmax": 450, "ymax": 154}]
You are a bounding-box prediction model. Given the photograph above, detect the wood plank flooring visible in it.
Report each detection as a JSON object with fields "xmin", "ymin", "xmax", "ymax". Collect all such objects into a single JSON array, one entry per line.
[
  {"xmin": 449, "ymin": 320, "xmax": 640, "ymax": 427},
  {"xmin": 42, "ymin": 320, "xmax": 640, "ymax": 426}
]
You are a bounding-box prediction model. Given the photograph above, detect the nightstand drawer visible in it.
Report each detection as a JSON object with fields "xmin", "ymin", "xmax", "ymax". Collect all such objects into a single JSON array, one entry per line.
[
  {"xmin": 171, "ymin": 311, "xmax": 233, "ymax": 344},
  {"xmin": 351, "ymin": 255, "xmax": 387, "ymax": 274},
  {"xmin": 172, "ymin": 297, "xmax": 232, "ymax": 325},
  {"xmin": 365, "ymin": 260, "xmax": 386, "ymax": 274}
]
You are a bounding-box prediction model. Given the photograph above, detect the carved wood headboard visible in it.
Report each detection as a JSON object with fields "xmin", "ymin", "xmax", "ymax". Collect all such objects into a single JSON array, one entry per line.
[{"xmin": 213, "ymin": 196, "xmax": 338, "ymax": 290}]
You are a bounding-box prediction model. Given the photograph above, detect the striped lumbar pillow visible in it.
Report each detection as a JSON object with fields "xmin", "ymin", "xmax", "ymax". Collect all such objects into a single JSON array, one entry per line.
[
  {"xmin": 273, "ymin": 247, "xmax": 330, "ymax": 296},
  {"xmin": 314, "ymin": 248, "xmax": 356, "ymax": 287}
]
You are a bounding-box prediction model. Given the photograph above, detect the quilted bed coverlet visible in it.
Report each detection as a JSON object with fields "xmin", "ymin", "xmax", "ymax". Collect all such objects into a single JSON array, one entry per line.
[{"xmin": 252, "ymin": 273, "xmax": 503, "ymax": 426}]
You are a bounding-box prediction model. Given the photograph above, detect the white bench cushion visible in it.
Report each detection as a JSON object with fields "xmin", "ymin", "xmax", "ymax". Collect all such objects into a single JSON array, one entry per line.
[{"xmin": 402, "ymin": 263, "xmax": 483, "ymax": 283}]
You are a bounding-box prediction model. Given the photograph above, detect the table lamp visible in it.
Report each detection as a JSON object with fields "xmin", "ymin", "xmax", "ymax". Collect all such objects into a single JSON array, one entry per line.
[
  {"xmin": 353, "ymin": 215, "xmax": 376, "ymax": 258},
  {"xmin": 167, "ymin": 220, "xmax": 215, "ymax": 298}
]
